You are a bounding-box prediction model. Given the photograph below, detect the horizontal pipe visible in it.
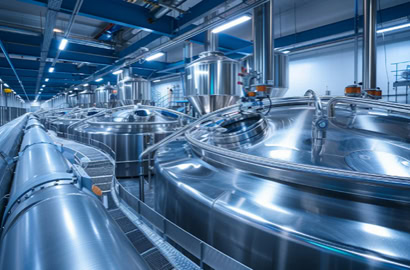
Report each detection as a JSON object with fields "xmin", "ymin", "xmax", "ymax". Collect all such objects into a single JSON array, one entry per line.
[
  {"xmin": 0, "ymin": 114, "xmax": 149, "ymax": 270},
  {"xmin": 0, "ymin": 115, "xmax": 28, "ymax": 221}
]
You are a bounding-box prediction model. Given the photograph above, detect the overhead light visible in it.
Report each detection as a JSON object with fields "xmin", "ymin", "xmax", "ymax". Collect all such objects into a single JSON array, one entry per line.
[
  {"xmin": 45, "ymin": 78, "xmax": 49, "ymax": 82},
  {"xmin": 59, "ymin": 38, "xmax": 68, "ymax": 50},
  {"xmin": 83, "ymin": 83, "xmax": 89, "ymax": 87},
  {"xmin": 95, "ymin": 78, "xmax": 103, "ymax": 82},
  {"xmin": 282, "ymin": 50, "xmax": 290, "ymax": 54},
  {"xmin": 53, "ymin": 28, "xmax": 64, "ymax": 33},
  {"xmin": 146, "ymin": 52, "xmax": 164, "ymax": 61},
  {"xmin": 112, "ymin": 70, "xmax": 123, "ymax": 75},
  {"xmin": 49, "ymin": 67, "xmax": 55, "ymax": 73},
  {"xmin": 212, "ymin": 15, "xmax": 251, "ymax": 33},
  {"xmin": 40, "ymin": 88, "xmax": 43, "ymax": 91},
  {"xmin": 4, "ymin": 83, "xmax": 9, "ymax": 87},
  {"xmin": 153, "ymin": 79, "xmax": 161, "ymax": 83},
  {"xmin": 42, "ymin": 84, "xmax": 46, "ymax": 87},
  {"xmin": 74, "ymin": 87, "xmax": 78, "ymax": 90},
  {"xmin": 377, "ymin": 22, "xmax": 410, "ymax": 33}
]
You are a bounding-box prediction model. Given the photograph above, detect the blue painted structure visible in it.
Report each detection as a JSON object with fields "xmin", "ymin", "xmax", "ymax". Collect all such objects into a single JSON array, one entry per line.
[{"xmin": 0, "ymin": 0, "xmax": 408, "ymax": 100}]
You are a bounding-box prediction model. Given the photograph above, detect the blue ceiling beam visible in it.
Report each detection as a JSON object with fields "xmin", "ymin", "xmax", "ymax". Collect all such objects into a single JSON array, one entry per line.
[
  {"xmin": 120, "ymin": 33, "xmax": 161, "ymax": 58},
  {"xmin": 20, "ymin": 0, "xmax": 176, "ymax": 36},
  {"xmin": 0, "ymin": 39, "xmax": 29, "ymax": 100},
  {"xmin": 2, "ymin": 76, "xmax": 84, "ymax": 85},
  {"xmin": 175, "ymin": 0, "xmax": 226, "ymax": 31}
]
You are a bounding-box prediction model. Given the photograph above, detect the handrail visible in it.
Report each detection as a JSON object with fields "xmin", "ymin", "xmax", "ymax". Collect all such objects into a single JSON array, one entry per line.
[
  {"xmin": 138, "ymin": 103, "xmax": 241, "ymax": 160},
  {"xmin": 327, "ymin": 97, "xmax": 410, "ymax": 118}
]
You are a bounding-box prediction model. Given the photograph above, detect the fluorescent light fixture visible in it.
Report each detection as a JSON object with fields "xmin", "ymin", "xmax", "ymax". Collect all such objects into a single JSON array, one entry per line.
[
  {"xmin": 212, "ymin": 15, "xmax": 251, "ymax": 33},
  {"xmin": 74, "ymin": 87, "xmax": 78, "ymax": 90},
  {"xmin": 113, "ymin": 70, "xmax": 123, "ymax": 75},
  {"xmin": 146, "ymin": 52, "xmax": 164, "ymax": 61},
  {"xmin": 95, "ymin": 78, "xmax": 103, "ymax": 82},
  {"xmin": 4, "ymin": 83, "xmax": 9, "ymax": 87},
  {"xmin": 59, "ymin": 38, "xmax": 68, "ymax": 50},
  {"xmin": 45, "ymin": 78, "xmax": 49, "ymax": 82},
  {"xmin": 42, "ymin": 84, "xmax": 46, "ymax": 87},
  {"xmin": 40, "ymin": 88, "xmax": 43, "ymax": 91},
  {"xmin": 53, "ymin": 28, "xmax": 63, "ymax": 33},
  {"xmin": 83, "ymin": 83, "xmax": 89, "ymax": 87},
  {"xmin": 153, "ymin": 79, "xmax": 161, "ymax": 83},
  {"xmin": 282, "ymin": 50, "xmax": 290, "ymax": 54},
  {"xmin": 49, "ymin": 67, "xmax": 55, "ymax": 73},
  {"xmin": 377, "ymin": 23, "xmax": 410, "ymax": 33}
]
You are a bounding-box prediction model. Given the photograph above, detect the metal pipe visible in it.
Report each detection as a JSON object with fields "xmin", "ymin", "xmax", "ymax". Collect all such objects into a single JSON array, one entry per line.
[
  {"xmin": 206, "ymin": 30, "xmax": 219, "ymax": 52},
  {"xmin": 253, "ymin": 0, "xmax": 275, "ymax": 84},
  {"xmin": 0, "ymin": 40, "xmax": 29, "ymax": 101},
  {"xmin": 0, "ymin": 115, "xmax": 27, "ymax": 221},
  {"xmin": 0, "ymin": 115, "xmax": 149, "ymax": 270},
  {"xmin": 354, "ymin": 0, "xmax": 359, "ymax": 83},
  {"xmin": 78, "ymin": 0, "xmax": 269, "ymax": 86},
  {"xmin": 363, "ymin": 0, "xmax": 377, "ymax": 90}
]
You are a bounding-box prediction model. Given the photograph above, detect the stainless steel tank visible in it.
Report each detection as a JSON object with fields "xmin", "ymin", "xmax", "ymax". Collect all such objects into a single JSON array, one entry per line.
[
  {"xmin": 73, "ymin": 106, "xmax": 191, "ymax": 177},
  {"xmin": 185, "ymin": 51, "xmax": 241, "ymax": 115},
  {"xmin": 153, "ymin": 96, "xmax": 410, "ymax": 270},
  {"xmin": 50, "ymin": 108, "xmax": 102, "ymax": 138},
  {"xmin": 78, "ymin": 89, "xmax": 95, "ymax": 108},
  {"xmin": 95, "ymin": 84, "xmax": 117, "ymax": 108},
  {"xmin": 118, "ymin": 76, "xmax": 151, "ymax": 105},
  {"xmin": 67, "ymin": 93, "xmax": 78, "ymax": 107},
  {"xmin": 0, "ymin": 115, "xmax": 149, "ymax": 270},
  {"xmin": 241, "ymin": 52, "xmax": 289, "ymax": 97}
]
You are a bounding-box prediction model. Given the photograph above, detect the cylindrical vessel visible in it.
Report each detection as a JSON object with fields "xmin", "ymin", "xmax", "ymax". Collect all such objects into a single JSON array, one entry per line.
[
  {"xmin": 78, "ymin": 90, "xmax": 95, "ymax": 108},
  {"xmin": 154, "ymin": 97, "xmax": 410, "ymax": 269},
  {"xmin": 0, "ymin": 115, "xmax": 27, "ymax": 220},
  {"xmin": 74, "ymin": 106, "xmax": 188, "ymax": 177},
  {"xmin": 241, "ymin": 52, "xmax": 289, "ymax": 96},
  {"xmin": 0, "ymin": 115, "xmax": 149, "ymax": 270},
  {"xmin": 95, "ymin": 84, "xmax": 117, "ymax": 108},
  {"xmin": 118, "ymin": 76, "xmax": 150, "ymax": 105},
  {"xmin": 185, "ymin": 51, "xmax": 241, "ymax": 115},
  {"xmin": 67, "ymin": 94, "xmax": 78, "ymax": 107}
]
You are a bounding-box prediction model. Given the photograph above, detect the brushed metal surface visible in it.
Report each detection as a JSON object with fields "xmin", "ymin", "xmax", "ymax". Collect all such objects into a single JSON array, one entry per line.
[
  {"xmin": 154, "ymin": 97, "xmax": 410, "ymax": 269},
  {"xmin": 185, "ymin": 51, "xmax": 241, "ymax": 114},
  {"xmin": 0, "ymin": 115, "xmax": 149, "ymax": 270}
]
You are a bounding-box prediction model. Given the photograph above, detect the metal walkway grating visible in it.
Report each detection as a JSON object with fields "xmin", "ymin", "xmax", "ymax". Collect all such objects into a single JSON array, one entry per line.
[{"xmin": 108, "ymin": 207, "xmax": 175, "ymax": 270}]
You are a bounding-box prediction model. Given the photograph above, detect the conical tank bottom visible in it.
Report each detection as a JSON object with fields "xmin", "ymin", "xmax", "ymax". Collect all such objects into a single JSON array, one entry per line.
[{"xmin": 187, "ymin": 95, "xmax": 240, "ymax": 115}]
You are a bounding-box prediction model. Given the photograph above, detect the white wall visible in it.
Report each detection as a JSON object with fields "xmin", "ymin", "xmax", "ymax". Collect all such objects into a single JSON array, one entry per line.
[
  {"xmin": 286, "ymin": 31, "xmax": 410, "ymax": 103},
  {"xmin": 151, "ymin": 76, "xmax": 184, "ymax": 105}
]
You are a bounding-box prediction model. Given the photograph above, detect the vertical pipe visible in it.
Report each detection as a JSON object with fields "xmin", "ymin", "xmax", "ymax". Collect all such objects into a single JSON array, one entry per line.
[
  {"xmin": 206, "ymin": 30, "xmax": 218, "ymax": 52},
  {"xmin": 354, "ymin": 0, "xmax": 359, "ymax": 83},
  {"xmin": 363, "ymin": 0, "xmax": 377, "ymax": 90},
  {"xmin": 253, "ymin": 0, "xmax": 274, "ymax": 84},
  {"xmin": 183, "ymin": 41, "xmax": 193, "ymax": 64}
]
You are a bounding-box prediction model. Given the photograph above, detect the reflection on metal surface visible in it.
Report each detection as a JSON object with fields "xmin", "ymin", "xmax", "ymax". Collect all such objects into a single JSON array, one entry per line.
[
  {"xmin": 185, "ymin": 51, "xmax": 241, "ymax": 115},
  {"xmin": 0, "ymin": 115, "xmax": 149, "ymax": 270},
  {"xmin": 74, "ymin": 105, "xmax": 191, "ymax": 177},
  {"xmin": 154, "ymin": 96, "xmax": 410, "ymax": 269}
]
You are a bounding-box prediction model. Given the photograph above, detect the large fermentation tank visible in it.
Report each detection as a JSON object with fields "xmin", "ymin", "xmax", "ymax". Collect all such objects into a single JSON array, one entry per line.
[
  {"xmin": 241, "ymin": 52, "xmax": 289, "ymax": 96},
  {"xmin": 0, "ymin": 115, "xmax": 149, "ymax": 270},
  {"xmin": 118, "ymin": 76, "xmax": 151, "ymax": 105},
  {"xmin": 78, "ymin": 89, "xmax": 95, "ymax": 108},
  {"xmin": 154, "ymin": 96, "xmax": 410, "ymax": 269},
  {"xmin": 67, "ymin": 93, "xmax": 78, "ymax": 107},
  {"xmin": 185, "ymin": 51, "xmax": 241, "ymax": 115},
  {"xmin": 49, "ymin": 108, "xmax": 102, "ymax": 138},
  {"xmin": 95, "ymin": 84, "xmax": 117, "ymax": 108},
  {"xmin": 74, "ymin": 106, "xmax": 191, "ymax": 177}
]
